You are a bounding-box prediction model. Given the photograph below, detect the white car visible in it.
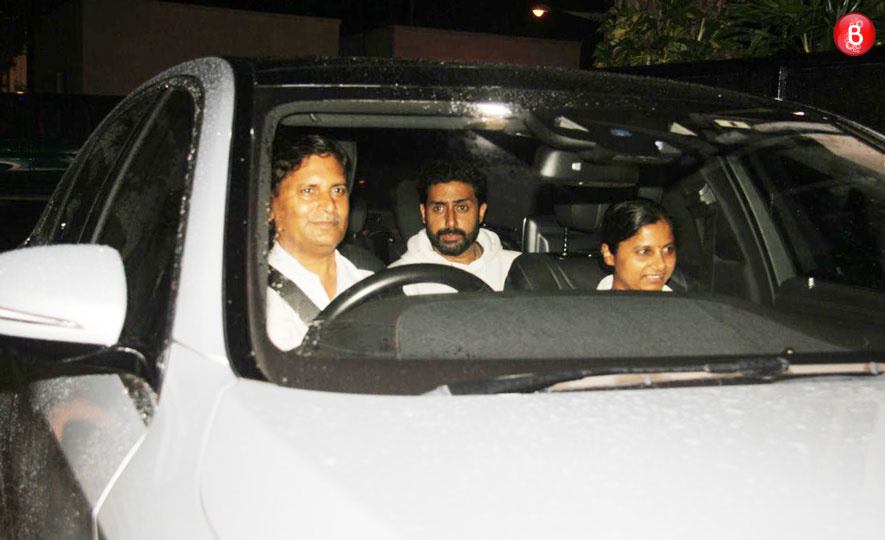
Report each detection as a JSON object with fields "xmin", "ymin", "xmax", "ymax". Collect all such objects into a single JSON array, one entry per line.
[{"xmin": 2, "ymin": 57, "xmax": 885, "ymax": 539}]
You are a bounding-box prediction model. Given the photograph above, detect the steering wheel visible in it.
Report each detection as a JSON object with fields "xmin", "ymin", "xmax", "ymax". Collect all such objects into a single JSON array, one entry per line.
[{"xmin": 313, "ymin": 263, "xmax": 492, "ymax": 327}]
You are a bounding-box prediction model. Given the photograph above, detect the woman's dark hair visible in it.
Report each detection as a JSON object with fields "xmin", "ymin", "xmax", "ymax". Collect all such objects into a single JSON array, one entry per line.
[
  {"xmin": 271, "ymin": 134, "xmax": 350, "ymax": 195},
  {"xmin": 600, "ymin": 198, "xmax": 673, "ymax": 254},
  {"xmin": 417, "ymin": 161, "xmax": 487, "ymax": 205}
]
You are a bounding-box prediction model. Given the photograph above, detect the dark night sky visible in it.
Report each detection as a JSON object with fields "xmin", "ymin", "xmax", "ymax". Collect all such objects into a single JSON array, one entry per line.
[
  {"xmin": 176, "ymin": 0, "xmax": 613, "ymax": 65},
  {"xmin": 171, "ymin": 0, "xmax": 610, "ymax": 40},
  {"xmin": 1, "ymin": 0, "xmax": 612, "ymax": 67},
  {"xmin": 1, "ymin": 0, "xmax": 610, "ymax": 36}
]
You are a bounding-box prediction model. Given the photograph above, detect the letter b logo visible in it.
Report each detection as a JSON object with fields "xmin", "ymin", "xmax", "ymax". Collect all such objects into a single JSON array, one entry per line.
[{"xmin": 835, "ymin": 13, "xmax": 876, "ymax": 55}]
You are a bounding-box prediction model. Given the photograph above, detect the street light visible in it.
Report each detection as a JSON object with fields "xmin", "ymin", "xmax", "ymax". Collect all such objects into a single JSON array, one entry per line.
[
  {"xmin": 530, "ymin": 5, "xmax": 606, "ymax": 22},
  {"xmin": 527, "ymin": 3, "xmax": 607, "ymax": 69}
]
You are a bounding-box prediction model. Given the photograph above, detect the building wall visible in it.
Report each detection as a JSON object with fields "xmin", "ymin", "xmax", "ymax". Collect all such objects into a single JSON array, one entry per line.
[
  {"xmin": 2, "ymin": 55, "xmax": 29, "ymax": 93},
  {"xmin": 36, "ymin": 0, "xmax": 340, "ymax": 95},
  {"xmin": 33, "ymin": 0, "xmax": 83, "ymax": 94},
  {"xmin": 343, "ymin": 25, "xmax": 581, "ymax": 68},
  {"xmin": 341, "ymin": 28, "xmax": 396, "ymax": 59}
]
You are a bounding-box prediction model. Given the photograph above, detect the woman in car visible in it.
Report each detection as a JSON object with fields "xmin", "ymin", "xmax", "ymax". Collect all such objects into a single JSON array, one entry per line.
[{"xmin": 598, "ymin": 199, "xmax": 677, "ymax": 292}]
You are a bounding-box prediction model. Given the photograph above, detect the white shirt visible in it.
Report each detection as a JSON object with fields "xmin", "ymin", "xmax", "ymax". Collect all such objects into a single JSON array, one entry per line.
[
  {"xmin": 596, "ymin": 274, "xmax": 673, "ymax": 292},
  {"xmin": 266, "ymin": 243, "xmax": 373, "ymax": 351},
  {"xmin": 389, "ymin": 228, "xmax": 520, "ymax": 295}
]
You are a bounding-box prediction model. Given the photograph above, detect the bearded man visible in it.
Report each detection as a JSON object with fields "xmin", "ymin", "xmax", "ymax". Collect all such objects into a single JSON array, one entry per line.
[{"xmin": 389, "ymin": 162, "xmax": 519, "ymax": 294}]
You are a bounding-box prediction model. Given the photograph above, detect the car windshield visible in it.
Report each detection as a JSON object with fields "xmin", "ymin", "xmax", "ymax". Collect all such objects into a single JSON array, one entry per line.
[{"xmin": 242, "ymin": 83, "xmax": 885, "ymax": 395}]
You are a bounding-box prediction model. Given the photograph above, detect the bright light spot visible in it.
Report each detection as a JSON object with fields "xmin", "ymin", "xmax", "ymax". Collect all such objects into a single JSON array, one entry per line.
[
  {"xmin": 655, "ymin": 140, "xmax": 681, "ymax": 156},
  {"xmin": 714, "ymin": 118, "xmax": 751, "ymax": 129},
  {"xmin": 792, "ymin": 111, "xmax": 806, "ymax": 116},
  {"xmin": 556, "ymin": 116, "xmax": 588, "ymax": 131},
  {"xmin": 532, "ymin": 6, "xmax": 548, "ymax": 18},
  {"xmin": 358, "ymin": 179, "xmax": 367, "ymax": 186},
  {"xmin": 669, "ymin": 122, "xmax": 697, "ymax": 136},
  {"xmin": 15, "ymin": 90, "xmax": 26, "ymax": 95},
  {"xmin": 475, "ymin": 103, "xmax": 512, "ymax": 117}
]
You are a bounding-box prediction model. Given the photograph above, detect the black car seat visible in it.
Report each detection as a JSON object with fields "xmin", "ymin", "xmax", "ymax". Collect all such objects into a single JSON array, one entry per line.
[
  {"xmin": 509, "ymin": 202, "xmax": 609, "ymax": 290},
  {"xmin": 506, "ymin": 252, "xmax": 607, "ymax": 291},
  {"xmin": 521, "ymin": 202, "xmax": 607, "ymax": 256},
  {"xmin": 336, "ymin": 139, "xmax": 385, "ymax": 271},
  {"xmin": 520, "ymin": 188, "xmax": 664, "ymax": 255},
  {"xmin": 339, "ymin": 197, "xmax": 386, "ymax": 272},
  {"xmin": 389, "ymin": 179, "xmax": 423, "ymax": 261}
]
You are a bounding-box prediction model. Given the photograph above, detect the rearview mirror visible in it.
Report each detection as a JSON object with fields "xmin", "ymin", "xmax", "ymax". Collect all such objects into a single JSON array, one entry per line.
[{"xmin": 534, "ymin": 147, "xmax": 639, "ymax": 187}]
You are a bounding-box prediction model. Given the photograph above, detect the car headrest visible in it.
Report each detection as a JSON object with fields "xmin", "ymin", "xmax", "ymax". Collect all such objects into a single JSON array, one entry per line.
[
  {"xmin": 551, "ymin": 188, "xmax": 663, "ymax": 232},
  {"xmin": 553, "ymin": 203, "xmax": 608, "ymax": 232},
  {"xmin": 638, "ymin": 186, "xmax": 663, "ymax": 203},
  {"xmin": 337, "ymin": 140, "xmax": 358, "ymax": 192},
  {"xmin": 349, "ymin": 197, "xmax": 368, "ymax": 235},
  {"xmin": 394, "ymin": 179, "xmax": 423, "ymax": 239}
]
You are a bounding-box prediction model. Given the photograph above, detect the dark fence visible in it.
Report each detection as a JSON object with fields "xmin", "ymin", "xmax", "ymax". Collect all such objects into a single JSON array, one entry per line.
[{"xmin": 609, "ymin": 47, "xmax": 885, "ymax": 134}]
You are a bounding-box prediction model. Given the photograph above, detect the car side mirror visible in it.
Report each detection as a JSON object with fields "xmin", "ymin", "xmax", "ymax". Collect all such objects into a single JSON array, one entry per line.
[
  {"xmin": 0, "ymin": 245, "xmax": 148, "ymax": 387},
  {"xmin": 0, "ymin": 244, "xmax": 127, "ymax": 344}
]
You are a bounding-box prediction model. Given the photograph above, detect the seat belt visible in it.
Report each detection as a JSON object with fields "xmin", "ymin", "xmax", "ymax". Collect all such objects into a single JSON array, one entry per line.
[{"xmin": 268, "ymin": 267, "xmax": 320, "ymax": 323}]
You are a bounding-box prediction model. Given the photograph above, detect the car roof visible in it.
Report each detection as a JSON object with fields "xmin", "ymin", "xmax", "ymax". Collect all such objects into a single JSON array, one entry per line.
[{"xmin": 238, "ymin": 56, "xmax": 832, "ymax": 127}]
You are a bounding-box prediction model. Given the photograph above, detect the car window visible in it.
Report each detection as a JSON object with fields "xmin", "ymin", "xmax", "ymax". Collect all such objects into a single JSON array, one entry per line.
[
  {"xmin": 741, "ymin": 133, "xmax": 885, "ymax": 290},
  {"xmin": 238, "ymin": 96, "xmax": 885, "ymax": 394},
  {"xmin": 89, "ymin": 87, "xmax": 198, "ymax": 364},
  {"xmin": 668, "ymin": 163, "xmax": 766, "ymax": 301},
  {"xmin": 41, "ymin": 90, "xmax": 160, "ymax": 244}
]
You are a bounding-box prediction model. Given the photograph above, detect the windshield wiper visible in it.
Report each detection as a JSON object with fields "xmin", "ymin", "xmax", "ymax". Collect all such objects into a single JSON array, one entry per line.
[{"xmin": 428, "ymin": 353, "xmax": 885, "ymax": 395}]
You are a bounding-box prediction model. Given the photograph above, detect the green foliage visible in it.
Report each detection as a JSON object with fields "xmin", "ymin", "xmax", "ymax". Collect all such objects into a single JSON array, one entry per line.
[
  {"xmin": 593, "ymin": 0, "xmax": 738, "ymax": 67},
  {"xmin": 593, "ymin": 0, "xmax": 885, "ymax": 67},
  {"xmin": 725, "ymin": 0, "xmax": 881, "ymax": 55}
]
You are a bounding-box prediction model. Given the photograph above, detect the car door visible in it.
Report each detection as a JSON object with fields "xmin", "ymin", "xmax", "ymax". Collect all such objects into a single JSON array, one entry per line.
[{"xmin": 0, "ymin": 82, "xmax": 200, "ymax": 539}]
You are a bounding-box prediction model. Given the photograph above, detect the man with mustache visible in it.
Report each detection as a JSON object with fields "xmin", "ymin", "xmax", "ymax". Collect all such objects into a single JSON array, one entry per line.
[
  {"xmin": 390, "ymin": 162, "xmax": 519, "ymax": 294},
  {"xmin": 267, "ymin": 135, "xmax": 373, "ymax": 350}
]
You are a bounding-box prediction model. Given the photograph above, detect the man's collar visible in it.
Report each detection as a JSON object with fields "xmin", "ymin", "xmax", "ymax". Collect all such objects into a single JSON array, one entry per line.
[{"xmin": 270, "ymin": 242, "xmax": 340, "ymax": 280}]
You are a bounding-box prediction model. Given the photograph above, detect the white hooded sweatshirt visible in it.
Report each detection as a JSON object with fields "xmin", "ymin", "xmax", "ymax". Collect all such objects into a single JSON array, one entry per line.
[{"xmin": 389, "ymin": 228, "xmax": 520, "ymax": 295}]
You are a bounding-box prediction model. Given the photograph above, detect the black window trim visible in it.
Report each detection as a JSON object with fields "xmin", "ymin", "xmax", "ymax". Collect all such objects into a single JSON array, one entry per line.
[{"xmin": 85, "ymin": 89, "xmax": 178, "ymax": 243}]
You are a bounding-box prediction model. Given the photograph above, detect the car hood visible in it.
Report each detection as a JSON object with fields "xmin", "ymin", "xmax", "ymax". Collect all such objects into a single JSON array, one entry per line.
[{"xmin": 199, "ymin": 376, "xmax": 885, "ymax": 539}]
